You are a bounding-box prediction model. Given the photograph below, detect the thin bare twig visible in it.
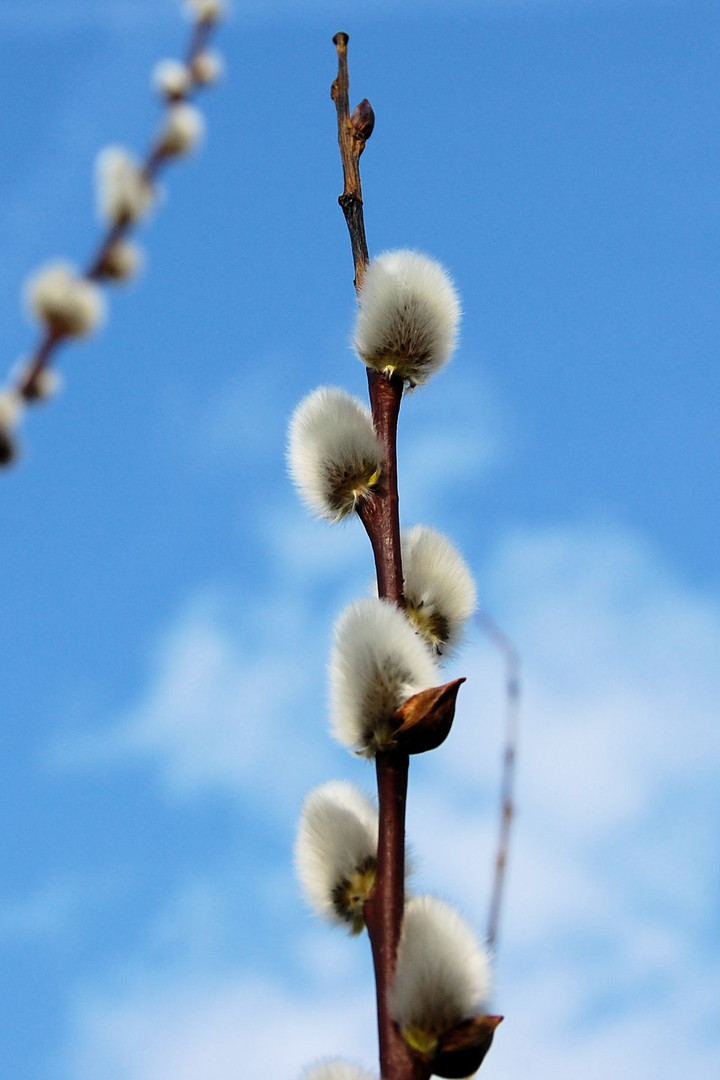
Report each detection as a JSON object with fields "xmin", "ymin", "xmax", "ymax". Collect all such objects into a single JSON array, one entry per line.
[
  {"xmin": 14, "ymin": 17, "xmax": 220, "ymax": 402},
  {"xmin": 331, "ymin": 33, "xmax": 426, "ymax": 1080},
  {"xmin": 478, "ymin": 611, "xmax": 521, "ymax": 955}
]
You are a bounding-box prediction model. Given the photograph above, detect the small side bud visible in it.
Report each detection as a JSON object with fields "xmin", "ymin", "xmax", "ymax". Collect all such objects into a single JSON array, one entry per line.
[
  {"xmin": 295, "ymin": 781, "xmax": 378, "ymax": 934},
  {"xmin": 20, "ymin": 366, "xmax": 62, "ymax": 404},
  {"xmin": 390, "ymin": 896, "xmax": 492, "ymax": 1061},
  {"xmin": 96, "ymin": 147, "xmax": 154, "ymax": 226},
  {"xmin": 354, "ymin": 251, "xmax": 461, "ymax": 387},
  {"xmin": 330, "ymin": 598, "xmax": 438, "ymax": 756},
  {"xmin": 350, "ymin": 99, "xmax": 375, "ymax": 141},
  {"xmin": 26, "ymin": 262, "xmax": 105, "ymax": 338},
  {"xmin": 190, "ymin": 50, "xmax": 224, "ymax": 86},
  {"xmin": 96, "ymin": 240, "xmax": 143, "ymax": 284},
  {"xmin": 184, "ymin": 0, "xmax": 225, "ymax": 24},
  {"xmin": 402, "ymin": 526, "xmax": 477, "ymax": 656},
  {"xmin": 301, "ymin": 1062, "xmax": 375, "ymax": 1080},
  {"xmin": 153, "ymin": 59, "xmax": 192, "ymax": 101},
  {"xmin": 156, "ymin": 103, "xmax": 205, "ymax": 157},
  {"xmin": 287, "ymin": 387, "xmax": 383, "ymax": 522}
]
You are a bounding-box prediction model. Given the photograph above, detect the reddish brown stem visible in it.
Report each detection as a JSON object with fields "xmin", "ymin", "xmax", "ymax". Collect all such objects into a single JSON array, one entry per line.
[
  {"xmin": 332, "ymin": 33, "xmax": 427, "ymax": 1080},
  {"xmin": 13, "ymin": 16, "xmax": 220, "ymax": 403}
]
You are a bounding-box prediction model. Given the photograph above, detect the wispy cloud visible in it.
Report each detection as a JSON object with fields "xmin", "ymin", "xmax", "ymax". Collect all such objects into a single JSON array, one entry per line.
[{"xmin": 52, "ymin": 518, "xmax": 720, "ymax": 1078}]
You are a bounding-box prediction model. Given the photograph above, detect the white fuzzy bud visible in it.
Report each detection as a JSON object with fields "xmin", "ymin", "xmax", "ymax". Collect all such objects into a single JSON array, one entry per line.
[
  {"xmin": 190, "ymin": 49, "xmax": 224, "ymax": 86},
  {"xmin": 295, "ymin": 781, "xmax": 378, "ymax": 933},
  {"xmin": 153, "ymin": 59, "xmax": 192, "ymax": 100},
  {"xmin": 354, "ymin": 250, "xmax": 460, "ymax": 387},
  {"xmin": 301, "ymin": 1062, "xmax": 375, "ymax": 1080},
  {"xmin": 330, "ymin": 598, "xmax": 438, "ymax": 756},
  {"xmin": 401, "ymin": 526, "xmax": 477, "ymax": 656},
  {"xmin": 184, "ymin": 0, "xmax": 225, "ymax": 24},
  {"xmin": 97, "ymin": 240, "xmax": 143, "ymax": 284},
  {"xmin": 390, "ymin": 896, "xmax": 492, "ymax": 1045},
  {"xmin": 96, "ymin": 147, "xmax": 154, "ymax": 226},
  {"xmin": 26, "ymin": 262, "xmax": 104, "ymax": 338},
  {"xmin": 156, "ymin": 103, "xmax": 205, "ymax": 157},
  {"xmin": 287, "ymin": 387, "xmax": 383, "ymax": 522}
]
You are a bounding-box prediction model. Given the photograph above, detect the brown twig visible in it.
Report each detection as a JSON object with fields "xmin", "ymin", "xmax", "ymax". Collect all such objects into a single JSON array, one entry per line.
[
  {"xmin": 14, "ymin": 16, "xmax": 220, "ymax": 402},
  {"xmin": 478, "ymin": 611, "xmax": 520, "ymax": 954},
  {"xmin": 331, "ymin": 32, "xmax": 373, "ymax": 293},
  {"xmin": 331, "ymin": 33, "xmax": 426, "ymax": 1080}
]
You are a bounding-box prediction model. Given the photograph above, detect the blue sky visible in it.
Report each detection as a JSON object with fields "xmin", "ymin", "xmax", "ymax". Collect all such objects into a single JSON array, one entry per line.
[{"xmin": 1, "ymin": 1, "xmax": 719, "ymax": 1078}]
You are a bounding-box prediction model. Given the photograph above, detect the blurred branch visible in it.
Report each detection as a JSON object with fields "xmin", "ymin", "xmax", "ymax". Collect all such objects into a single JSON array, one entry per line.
[
  {"xmin": 10, "ymin": 13, "xmax": 221, "ymax": 406},
  {"xmin": 478, "ymin": 611, "xmax": 521, "ymax": 954}
]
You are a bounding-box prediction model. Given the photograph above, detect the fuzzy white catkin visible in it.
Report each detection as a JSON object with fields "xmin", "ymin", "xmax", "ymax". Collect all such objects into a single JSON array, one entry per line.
[
  {"xmin": 26, "ymin": 263, "xmax": 105, "ymax": 338},
  {"xmin": 295, "ymin": 781, "xmax": 377, "ymax": 929},
  {"xmin": 96, "ymin": 147, "xmax": 154, "ymax": 226},
  {"xmin": 190, "ymin": 50, "xmax": 224, "ymax": 85},
  {"xmin": 157, "ymin": 103, "xmax": 205, "ymax": 156},
  {"xmin": 301, "ymin": 1062, "xmax": 375, "ymax": 1080},
  {"xmin": 153, "ymin": 59, "xmax": 192, "ymax": 100},
  {"xmin": 390, "ymin": 896, "xmax": 492, "ymax": 1037},
  {"xmin": 353, "ymin": 250, "xmax": 460, "ymax": 387},
  {"xmin": 401, "ymin": 526, "xmax": 477, "ymax": 656},
  {"xmin": 330, "ymin": 598, "xmax": 438, "ymax": 756},
  {"xmin": 287, "ymin": 387, "xmax": 384, "ymax": 522}
]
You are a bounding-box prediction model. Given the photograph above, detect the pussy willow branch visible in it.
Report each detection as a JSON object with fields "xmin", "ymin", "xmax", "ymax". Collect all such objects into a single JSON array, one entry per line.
[
  {"xmin": 332, "ymin": 33, "xmax": 427, "ymax": 1080},
  {"xmin": 478, "ymin": 611, "xmax": 520, "ymax": 955},
  {"xmin": 15, "ymin": 17, "xmax": 219, "ymax": 401}
]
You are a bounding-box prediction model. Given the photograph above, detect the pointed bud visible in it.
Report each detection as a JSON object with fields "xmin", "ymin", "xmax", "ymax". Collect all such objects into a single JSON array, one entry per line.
[
  {"xmin": 301, "ymin": 1062, "xmax": 375, "ymax": 1080},
  {"xmin": 295, "ymin": 781, "xmax": 378, "ymax": 933},
  {"xmin": 354, "ymin": 251, "xmax": 460, "ymax": 387},
  {"xmin": 402, "ymin": 526, "xmax": 477, "ymax": 656},
  {"xmin": 390, "ymin": 896, "xmax": 492, "ymax": 1057},
  {"xmin": 26, "ymin": 262, "xmax": 105, "ymax": 338},
  {"xmin": 153, "ymin": 59, "xmax": 192, "ymax": 101},
  {"xmin": 394, "ymin": 677, "xmax": 465, "ymax": 754},
  {"xmin": 96, "ymin": 147, "xmax": 154, "ymax": 226},
  {"xmin": 156, "ymin": 103, "xmax": 205, "ymax": 157},
  {"xmin": 350, "ymin": 99, "xmax": 375, "ymax": 141},
  {"xmin": 330, "ymin": 598, "xmax": 438, "ymax": 757},
  {"xmin": 287, "ymin": 387, "xmax": 383, "ymax": 522}
]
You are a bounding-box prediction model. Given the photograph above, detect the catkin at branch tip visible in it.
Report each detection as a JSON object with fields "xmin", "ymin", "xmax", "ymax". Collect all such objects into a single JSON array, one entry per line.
[
  {"xmin": 287, "ymin": 387, "xmax": 383, "ymax": 522},
  {"xmin": 295, "ymin": 781, "xmax": 378, "ymax": 933},
  {"xmin": 390, "ymin": 895, "xmax": 492, "ymax": 1038},
  {"xmin": 402, "ymin": 525, "xmax": 477, "ymax": 657},
  {"xmin": 329, "ymin": 597, "xmax": 438, "ymax": 756},
  {"xmin": 353, "ymin": 250, "xmax": 460, "ymax": 387}
]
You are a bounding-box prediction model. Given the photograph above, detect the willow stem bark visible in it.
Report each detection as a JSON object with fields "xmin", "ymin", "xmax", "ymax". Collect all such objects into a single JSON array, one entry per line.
[{"xmin": 331, "ymin": 32, "xmax": 428, "ymax": 1080}]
